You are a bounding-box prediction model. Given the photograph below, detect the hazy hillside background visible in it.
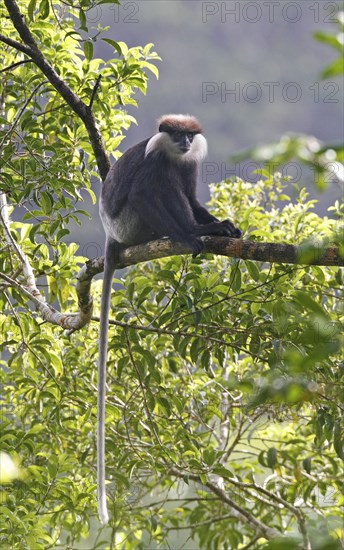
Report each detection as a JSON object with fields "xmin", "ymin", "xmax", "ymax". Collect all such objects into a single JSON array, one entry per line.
[{"xmin": 80, "ymin": 0, "xmax": 343, "ymax": 250}]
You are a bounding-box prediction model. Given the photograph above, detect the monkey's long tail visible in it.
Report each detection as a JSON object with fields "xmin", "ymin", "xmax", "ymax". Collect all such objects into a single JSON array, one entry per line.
[{"xmin": 97, "ymin": 252, "xmax": 115, "ymax": 525}]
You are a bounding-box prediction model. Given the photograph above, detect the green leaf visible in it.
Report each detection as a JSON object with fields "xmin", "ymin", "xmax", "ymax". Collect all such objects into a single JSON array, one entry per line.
[
  {"xmin": 212, "ymin": 465, "xmax": 233, "ymax": 478},
  {"xmin": 267, "ymin": 447, "xmax": 277, "ymax": 469},
  {"xmin": 231, "ymin": 267, "xmax": 241, "ymax": 292},
  {"xmin": 39, "ymin": 190, "xmax": 53, "ymax": 215},
  {"xmin": 313, "ymin": 31, "xmax": 344, "ymax": 52},
  {"xmin": 39, "ymin": 0, "xmax": 49, "ymax": 19},
  {"xmin": 245, "ymin": 260, "xmax": 260, "ymax": 281},
  {"xmin": 203, "ymin": 448, "xmax": 216, "ymax": 466},
  {"xmin": 49, "ymin": 352, "xmax": 63, "ymax": 376},
  {"xmin": 302, "ymin": 457, "xmax": 312, "ymax": 474},
  {"xmin": 140, "ymin": 61, "xmax": 159, "ymax": 79},
  {"xmin": 102, "ymin": 39, "xmax": 124, "ymax": 56},
  {"xmin": 83, "ymin": 41, "xmax": 94, "ymax": 62},
  {"xmin": 200, "ymin": 349, "xmax": 211, "ymax": 371},
  {"xmin": 333, "ymin": 421, "xmax": 344, "ymax": 459},
  {"xmin": 78, "ymin": 9, "xmax": 88, "ymax": 31},
  {"xmin": 28, "ymin": 0, "xmax": 37, "ymax": 21},
  {"xmin": 293, "ymin": 291, "xmax": 327, "ymax": 317},
  {"xmin": 322, "ymin": 57, "xmax": 344, "ymax": 78}
]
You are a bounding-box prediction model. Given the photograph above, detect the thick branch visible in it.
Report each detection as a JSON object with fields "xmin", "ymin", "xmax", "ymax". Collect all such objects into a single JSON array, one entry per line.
[
  {"xmin": 84, "ymin": 237, "xmax": 343, "ymax": 275},
  {"xmin": 2, "ymin": 0, "xmax": 110, "ymax": 180},
  {"xmin": 68, "ymin": 236, "xmax": 341, "ymax": 331},
  {"xmin": 1, "ymin": 236, "xmax": 341, "ymax": 333}
]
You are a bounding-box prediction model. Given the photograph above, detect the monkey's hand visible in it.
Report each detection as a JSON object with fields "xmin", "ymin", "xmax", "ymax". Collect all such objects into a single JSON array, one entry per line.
[
  {"xmin": 197, "ymin": 220, "xmax": 242, "ymax": 238},
  {"xmin": 186, "ymin": 236, "xmax": 204, "ymax": 257},
  {"xmin": 219, "ymin": 220, "xmax": 242, "ymax": 238}
]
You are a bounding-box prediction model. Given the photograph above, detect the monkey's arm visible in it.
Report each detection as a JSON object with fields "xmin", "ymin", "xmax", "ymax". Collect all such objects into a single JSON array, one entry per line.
[
  {"xmin": 189, "ymin": 199, "xmax": 242, "ymax": 238},
  {"xmin": 190, "ymin": 199, "xmax": 219, "ymax": 224}
]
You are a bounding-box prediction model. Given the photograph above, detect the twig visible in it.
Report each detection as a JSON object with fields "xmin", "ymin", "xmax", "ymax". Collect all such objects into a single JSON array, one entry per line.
[
  {"xmin": 89, "ymin": 75, "xmax": 102, "ymax": 109},
  {"xmin": 169, "ymin": 467, "xmax": 278, "ymax": 540},
  {"xmin": 124, "ymin": 330, "xmax": 162, "ymax": 446},
  {"xmin": 0, "ymin": 58, "xmax": 32, "ymax": 73},
  {"xmin": 166, "ymin": 512, "xmax": 235, "ymax": 531}
]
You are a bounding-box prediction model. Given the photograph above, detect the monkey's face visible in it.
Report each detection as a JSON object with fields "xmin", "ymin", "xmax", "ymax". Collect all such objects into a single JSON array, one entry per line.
[
  {"xmin": 169, "ymin": 131, "xmax": 195, "ymax": 155},
  {"xmin": 145, "ymin": 125, "xmax": 207, "ymax": 162}
]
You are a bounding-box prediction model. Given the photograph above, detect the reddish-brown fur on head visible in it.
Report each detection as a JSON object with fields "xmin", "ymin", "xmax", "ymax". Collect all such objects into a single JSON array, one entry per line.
[{"xmin": 158, "ymin": 114, "xmax": 203, "ymax": 134}]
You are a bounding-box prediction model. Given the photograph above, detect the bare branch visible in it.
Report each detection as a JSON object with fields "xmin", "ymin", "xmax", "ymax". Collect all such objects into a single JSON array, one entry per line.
[
  {"xmin": 89, "ymin": 75, "xmax": 102, "ymax": 109},
  {"xmin": 84, "ymin": 237, "xmax": 343, "ymax": 274},
  {"xmin": 71, "ymin": 236, "xmax": 341, "ymax": 332},
  {"xmin": 169, "ymin": 466, "xmax": 278, "ymax": 540},
  {"xmin": 1, "ymin": 231, "xmax": 341, "ymax": 334},
  {"xmin": 0, "ymin": 32, "xmax": 31, "ymax": 55},
  {"xmin": 0, "ymin": 58, "xmax": 32, "ymax": 73},
  {"xmin": 0, "ymin": 271, "xmax": 92, "ymax": 331}
]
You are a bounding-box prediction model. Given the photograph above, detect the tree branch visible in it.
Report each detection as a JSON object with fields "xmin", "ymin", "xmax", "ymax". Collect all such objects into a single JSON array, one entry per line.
[
  {"xmin": 169, "ymin": 466, "xmax": 278, "ymax": 540},
  {"xmin": 0, "ymin": 270, "xmax": 93, "ymax": 331},
  {"xmin": 0, "ymin": 57, "xmax": 32, "ymax": 73},
  {"xmin": 0, "ymin": 194, "xmax": 93, "ymax": 330},
  {"xmin": 0, "ymin": 81, "xmax": 45, "ymax": 150},
  {"xmin": 0, "ymin": 32, "xmax": 31, "ymax": 55},
  {"xmin": 71, "ymin": 236, "xmax": 341, "ymax": 332},
  {"xmin": 1, "ymin": 233, "xmax": 341, "ymax": 333},
  {"xmin": 89, "ymin": 74, "xmax": 102, "ymax": 109},
  {"xmin": 85, "ymin": 237, "xmax": 343, "ymax": 274},
  {"xmin": 2, "ymin": 0, "xmax": 110, "ymax": 180},
  {"xmin": 0, "ymin": 193, "xmax": 41, "ymax": 297}
]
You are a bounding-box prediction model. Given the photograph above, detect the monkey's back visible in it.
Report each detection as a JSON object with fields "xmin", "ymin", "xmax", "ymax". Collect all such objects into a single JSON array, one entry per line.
[{"xmin": 101, "ymin": 138, "xmax": 150, "ymax": 218}]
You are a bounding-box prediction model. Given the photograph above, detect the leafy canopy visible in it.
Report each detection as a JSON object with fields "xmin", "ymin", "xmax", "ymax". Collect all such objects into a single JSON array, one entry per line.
[{"xmin": 0, "ymin": 2, "xmax": 343, "ymax": 550}]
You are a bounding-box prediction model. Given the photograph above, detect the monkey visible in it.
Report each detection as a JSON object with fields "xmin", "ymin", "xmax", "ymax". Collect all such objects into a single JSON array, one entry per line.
[{"xmin": 97, "ymin": 114, "xmax": 242, "ymax": 524}]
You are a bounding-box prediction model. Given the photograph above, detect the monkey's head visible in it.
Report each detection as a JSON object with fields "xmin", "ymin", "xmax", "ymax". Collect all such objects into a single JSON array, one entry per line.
[{"xmin": 145, "ymin": 114, "xmax": 208, "ymax": 162}]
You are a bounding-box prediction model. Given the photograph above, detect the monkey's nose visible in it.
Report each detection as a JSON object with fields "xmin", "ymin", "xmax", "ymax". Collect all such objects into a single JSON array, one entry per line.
[{"xmin": 179, "ymin": 137, "xmax": 190, "ymax": 152}]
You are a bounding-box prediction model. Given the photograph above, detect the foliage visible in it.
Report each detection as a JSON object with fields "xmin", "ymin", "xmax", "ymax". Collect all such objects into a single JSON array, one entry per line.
[
  {"xmin": 230, "ymin": 12, "xmax": 344, "ymax": 191},
  {"xmin": 1, "ymin": 172, "xmax": 343, "ymax": 549},
  {"xmin": 0, "ymin": 0, "xmax": 159, "ymax": 243},
  {"xmin": 0, "ymin": 2, "xmax": 343, "ymax": 550}
]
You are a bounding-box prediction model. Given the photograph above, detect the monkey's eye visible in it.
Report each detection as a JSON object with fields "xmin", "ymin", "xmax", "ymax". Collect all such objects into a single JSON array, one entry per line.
[
  {"xmin": 170, "ymin": 131, "xmax": 182, "ymax": 142},
  {"xmin": 187, "ymin": 133, "xmax": 194, "ymax": 142}
]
